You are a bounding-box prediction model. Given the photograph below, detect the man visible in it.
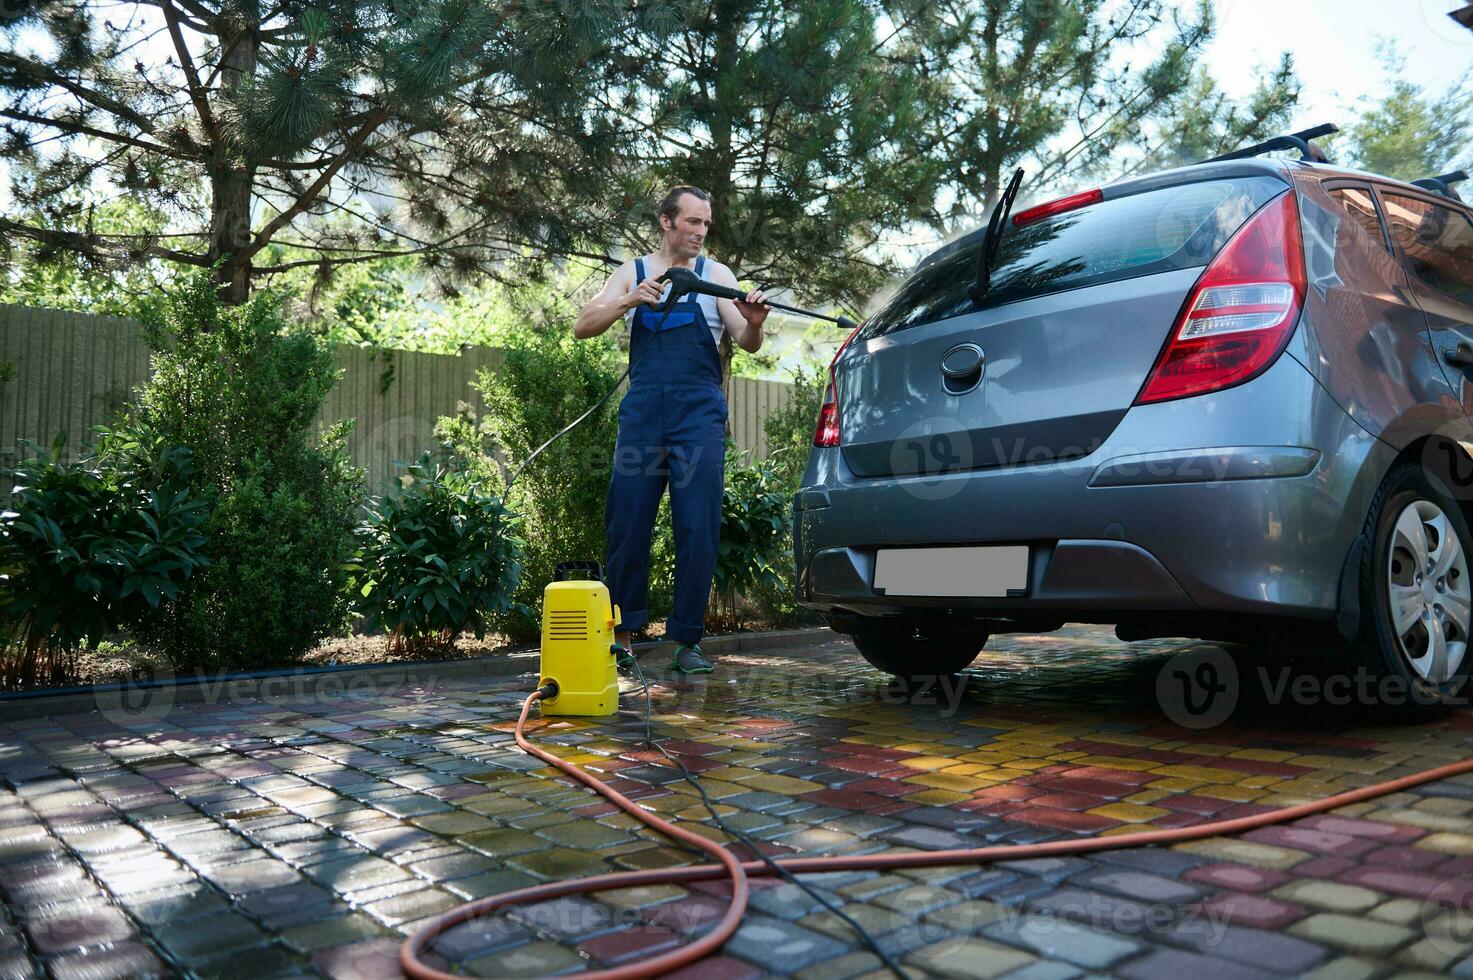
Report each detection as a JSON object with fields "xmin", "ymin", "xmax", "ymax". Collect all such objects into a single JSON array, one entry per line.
[{"xmin": 573, "ymin": 186, "xmax": 769, "ymax": 673}]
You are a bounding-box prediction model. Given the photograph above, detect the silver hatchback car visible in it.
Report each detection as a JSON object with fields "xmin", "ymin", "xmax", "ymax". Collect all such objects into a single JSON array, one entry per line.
[{"xmin": 795, "ymin": 131, "xmax": 1473, "ymax": 709}]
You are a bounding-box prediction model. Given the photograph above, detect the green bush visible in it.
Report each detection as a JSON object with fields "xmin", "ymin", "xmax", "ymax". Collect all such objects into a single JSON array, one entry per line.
[
  {"xmin": 762, "ymin": 364, "xmax": 827, "ymax": 493},
  {"xmin": 648, "ymin": 496, "xmax": 675, "ymax": 623},
  {"xmin": 0, "ymin": 430, "xmax": 208, "ymax": 688},
  {"xmin": 439, "ymin": 329, "xmax": 621, "ymax": 641},
  {"xmin": 753, "ymin": 365, "xmax": 827, "ymax": 626},
  {"xmin": 351, "ymin": 450, "xmax": 527, "ymax": 658},
  {"xmin": 124, "ymin": 274, "xmax": 363, "ymax": 670},
  {"xmin": 706, "ymin": 443, "xmax": 792, "ymax": 630}
]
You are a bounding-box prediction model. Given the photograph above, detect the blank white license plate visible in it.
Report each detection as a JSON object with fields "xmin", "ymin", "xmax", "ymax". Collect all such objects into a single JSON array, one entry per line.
[{"xmin": 873, "ymin": 546, "xmax": 1029, "ymax": 597}]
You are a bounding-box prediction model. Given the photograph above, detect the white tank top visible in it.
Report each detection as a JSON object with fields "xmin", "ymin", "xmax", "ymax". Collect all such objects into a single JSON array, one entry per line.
[{"xmin": 625, "ymin": 255, "xmax": 725, "ymax": 348}]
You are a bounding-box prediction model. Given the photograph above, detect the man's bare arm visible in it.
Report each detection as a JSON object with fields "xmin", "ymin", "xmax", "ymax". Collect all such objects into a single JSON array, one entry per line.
[
  {"xmin": 574, "ymin": 262, "xmax": 663, "ymax": 339},
  {"xmin": 710, "ymin": 262, "xmax": 769, "ymax": 353}
]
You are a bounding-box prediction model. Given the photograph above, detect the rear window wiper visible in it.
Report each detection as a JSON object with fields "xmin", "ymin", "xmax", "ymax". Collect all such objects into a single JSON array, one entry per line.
[{"xmin": 969, "ymin": 167, "xmax": 1026, "ymax": 307}]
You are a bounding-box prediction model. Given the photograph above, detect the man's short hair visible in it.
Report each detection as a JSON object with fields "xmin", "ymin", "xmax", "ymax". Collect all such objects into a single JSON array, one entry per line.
[{"xmin": 657, "ymin": 185, "xmax": 710, "ymax": 229}]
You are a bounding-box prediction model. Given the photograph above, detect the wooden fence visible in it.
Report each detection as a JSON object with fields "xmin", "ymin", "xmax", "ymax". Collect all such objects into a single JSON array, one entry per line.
[{"xmin": 0, "ymin": 304, "xmax": 798, "ymax": 497}]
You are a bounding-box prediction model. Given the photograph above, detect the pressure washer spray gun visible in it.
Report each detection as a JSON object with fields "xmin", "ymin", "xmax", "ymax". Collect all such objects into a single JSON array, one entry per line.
[{"xmin": 653, "ymin": 265, "xmax": 861, "ymax": 331}]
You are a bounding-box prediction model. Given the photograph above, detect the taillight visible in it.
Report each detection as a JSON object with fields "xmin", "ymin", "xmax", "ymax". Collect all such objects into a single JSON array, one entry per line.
[
  {"xmin": 813, "ymin": 321, "xmax": 864, "ymax": 447},
  {"xmin": 1012, "ymin": 188, "xmax": 1103, "ymax": 228},
  {"xmin": 1135, "ymin": 191, "xmax": 1306, "ymax": 405}
]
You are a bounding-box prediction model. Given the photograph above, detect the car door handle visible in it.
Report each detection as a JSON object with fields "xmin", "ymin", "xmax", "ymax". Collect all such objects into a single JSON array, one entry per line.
[{"xmin": 1444, "ymin": 347, "xmax": 1473, "ymax": 369}]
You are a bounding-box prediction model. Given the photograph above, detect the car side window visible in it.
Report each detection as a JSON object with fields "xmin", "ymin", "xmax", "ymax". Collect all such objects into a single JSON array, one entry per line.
[
  {"xmin": 1382, "ymin": 193, "xmax": 1473, "ymax": 305},
  {"xmin": 1327, "ymin": 187, "xmax": 1390, "ymax": 252}
]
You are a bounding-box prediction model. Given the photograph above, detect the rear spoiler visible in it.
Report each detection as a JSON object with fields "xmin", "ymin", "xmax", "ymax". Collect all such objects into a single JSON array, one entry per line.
[
  {"xmin": 1411, "ymin": 170, "xmax": 1469, "ymax": 203},
  {"xmin": 1201, "ymin": 124, "xmax": 1339, "ymax": 165}
]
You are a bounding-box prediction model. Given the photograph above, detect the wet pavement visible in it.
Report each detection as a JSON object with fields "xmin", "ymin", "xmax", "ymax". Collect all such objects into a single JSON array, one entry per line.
[{"xmin": 2, "ymin": 626, "xmax": 1473, "ymax": 979}]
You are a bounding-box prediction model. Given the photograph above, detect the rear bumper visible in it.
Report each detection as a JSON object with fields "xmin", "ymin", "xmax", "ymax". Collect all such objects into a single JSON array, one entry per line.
[
  {"xmin": 794, "ymin": 353, "xmax": 1395, "ymax": 622},
  {"xmin": 804, "ymin": 539, "xmax": 1193, "ymax": 611}
]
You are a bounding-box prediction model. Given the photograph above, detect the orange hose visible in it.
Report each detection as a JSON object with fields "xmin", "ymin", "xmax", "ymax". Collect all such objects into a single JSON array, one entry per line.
[
  {"xmin": 402, "ymin": 689, "xmax": 750, "ymax": 980},
  {"xmin": 402, "ymin": 691, "xmax": 1473, "ymax": 979}
]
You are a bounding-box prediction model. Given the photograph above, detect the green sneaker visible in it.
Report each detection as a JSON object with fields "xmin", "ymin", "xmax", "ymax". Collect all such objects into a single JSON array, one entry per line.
[{"xmin": 669, "ymin": 643, "xmax": 713, "ymax": 674}]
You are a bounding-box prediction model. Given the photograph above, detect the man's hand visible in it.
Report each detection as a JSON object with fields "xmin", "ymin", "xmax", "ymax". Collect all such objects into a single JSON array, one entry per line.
[
  {"xmin": 734, "ymin": 288, "xmax": 770, "ymax": 327},
  {"xmin": 624, "ymin": 277, "xmax": 664, "ymax": 311}
]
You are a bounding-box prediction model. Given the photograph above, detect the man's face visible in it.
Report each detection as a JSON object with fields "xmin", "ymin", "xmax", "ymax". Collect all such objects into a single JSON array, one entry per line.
[{"xmin": 661, "ymin": 194, "xmax": 712, "ymax": 259}]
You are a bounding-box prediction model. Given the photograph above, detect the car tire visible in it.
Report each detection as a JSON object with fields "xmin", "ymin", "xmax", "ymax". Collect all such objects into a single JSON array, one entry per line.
[
  {"xmin": 850, "ymin": 618, "xmax": 989, "ymax": 681},
  {"xmin": 1351, "ymin": 461, "xmax": 1473, "ymax": 716}
]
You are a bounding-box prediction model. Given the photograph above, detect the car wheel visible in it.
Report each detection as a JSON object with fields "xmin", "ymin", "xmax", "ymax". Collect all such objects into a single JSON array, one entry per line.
[
  {"xmin": 1353, "ymin": 462, "xmax": 1473, "ymax": 715},
  {"xmin": 850, "ymin": 618, "xmax": 988, "ymax": 681}
]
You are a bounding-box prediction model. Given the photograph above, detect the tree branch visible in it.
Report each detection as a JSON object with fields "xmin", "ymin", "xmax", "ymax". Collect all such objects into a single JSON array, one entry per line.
[
  {"xmin": 242, "ymin": 106, "xmax": 393, "ymax": 261},
  {"xmin": 0, "ymin": 108, "xmax": 198, "ymax": 162},
  {"xmin": 133, "ymin": 0, "xmax": 217, "ymax": 31},
  {"xmin": 159, "ymin": 0, "xmax": 218, "ymax": 142},
  {"xmin": 0, "ymin": 52, "xmax": 158, "ymax": 133},
  {"xmin": 0, "ymin": 217, "xmax": 207, "ymax": 266}
]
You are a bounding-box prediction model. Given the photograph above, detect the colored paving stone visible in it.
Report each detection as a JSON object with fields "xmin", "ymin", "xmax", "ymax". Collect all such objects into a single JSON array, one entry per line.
[
  {"xmin": 1174, "ymin": 837, "xmax": 1313, "ymax": 870},
  {"xmin": 1183, "ymin": 863, "xmax": 1295, "ymax": 893},
  {"xmin": 1198, "ymin": 891, "xmax": 1307, "ymax": 930},
  {"xmin": 722, "ymin": 915, "xmax": 851, "ymax": 971},
  {"xmin": 985, "ymin": 913, "xmax": 1143, "ymax": 968},
  {"xmin": 463, "ymin": 940, "xmax": 588, "ymax": 978},
  {"xmin": 1288, "ymin": 912, "xmax": 1417, "ymax": 955},
  {"xmin": 0, "ymin": 626, "xmax": 1470, "ymax": 977},
  {"xmin": 904, "ymin": 936, "xmax": 1036, "ymax": 977},
  {"xmin": 46, "ymin": 940, "xmax": 165, "ymax": 980},
  {"xmin": 1268, "ymin": 879, "xmax": 1383, "ymax": 913}
]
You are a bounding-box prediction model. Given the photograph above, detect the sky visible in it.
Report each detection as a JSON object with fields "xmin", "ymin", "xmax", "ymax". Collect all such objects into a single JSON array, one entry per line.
[{"xmin": 1204, "ymin": 0, "xmax": 1471, "ymax": 125}]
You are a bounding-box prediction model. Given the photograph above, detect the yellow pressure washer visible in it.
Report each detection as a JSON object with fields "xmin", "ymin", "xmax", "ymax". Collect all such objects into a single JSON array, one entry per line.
[{"xmin": 535, "ymin": 561, "xmax": 621, "ymax": 717}]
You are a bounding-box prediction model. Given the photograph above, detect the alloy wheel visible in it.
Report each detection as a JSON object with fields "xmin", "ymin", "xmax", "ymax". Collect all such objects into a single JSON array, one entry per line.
[{"xmin": 1386, "ymin": 499, "xmax": 1471, "ymax": 684}]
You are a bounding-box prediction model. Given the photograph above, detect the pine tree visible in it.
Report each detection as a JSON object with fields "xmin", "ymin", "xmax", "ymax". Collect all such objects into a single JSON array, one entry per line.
[
  {"xmin": 1112, "ymin": 57, "xmax": 1300, "ymax": 178},
  {"xmin": 924, "ymin": 0, "xmax": 1288, "ymax": 216},
  {"xmin": 601, "ymin": 0, "xmax": 957, "ymax": 385},
  {"xmin": 1345, "ymin": 47, "xmax": 1472, "ymax": 182},
  {"xmin": 1, "ymin": 0, "xmax": 638, "ymax": 304}
]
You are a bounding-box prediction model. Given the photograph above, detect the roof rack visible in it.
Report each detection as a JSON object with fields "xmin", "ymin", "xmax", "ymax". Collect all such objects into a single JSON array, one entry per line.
[
  {"xmin": 1201, "ymin": 124, "xmax": 1339, "ymax": 165},
  {"xmin": 1411, "ymin": 170, "xmax": 1468, "ymax": 202}
]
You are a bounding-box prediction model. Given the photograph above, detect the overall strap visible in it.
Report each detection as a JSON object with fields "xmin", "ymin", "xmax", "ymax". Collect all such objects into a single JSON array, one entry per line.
[
  {"xmin": 630, "ymin": 256, "xmax": 649, "ymax": 328},
  {"xmin": 679, "ymin": 255, "xmax": 707, "ymax": 303}
]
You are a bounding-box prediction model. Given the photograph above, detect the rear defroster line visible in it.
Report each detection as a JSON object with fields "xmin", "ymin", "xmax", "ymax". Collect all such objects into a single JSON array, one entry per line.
[{"xmin": 402, "ymin": 691, "xmax": 1473, "ymax": 979}]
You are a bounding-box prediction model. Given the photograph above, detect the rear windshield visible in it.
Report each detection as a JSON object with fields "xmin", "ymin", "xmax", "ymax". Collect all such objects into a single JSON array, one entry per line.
[{"xmin": 859, "ymin": 175, "xmax": 1287, "ymax": 340}]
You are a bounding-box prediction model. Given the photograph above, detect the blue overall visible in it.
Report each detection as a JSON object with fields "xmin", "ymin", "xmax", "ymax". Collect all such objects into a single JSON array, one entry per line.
[{"xmin": 604, "ymin": 256, "xmax": 726, "ymax": 645}]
